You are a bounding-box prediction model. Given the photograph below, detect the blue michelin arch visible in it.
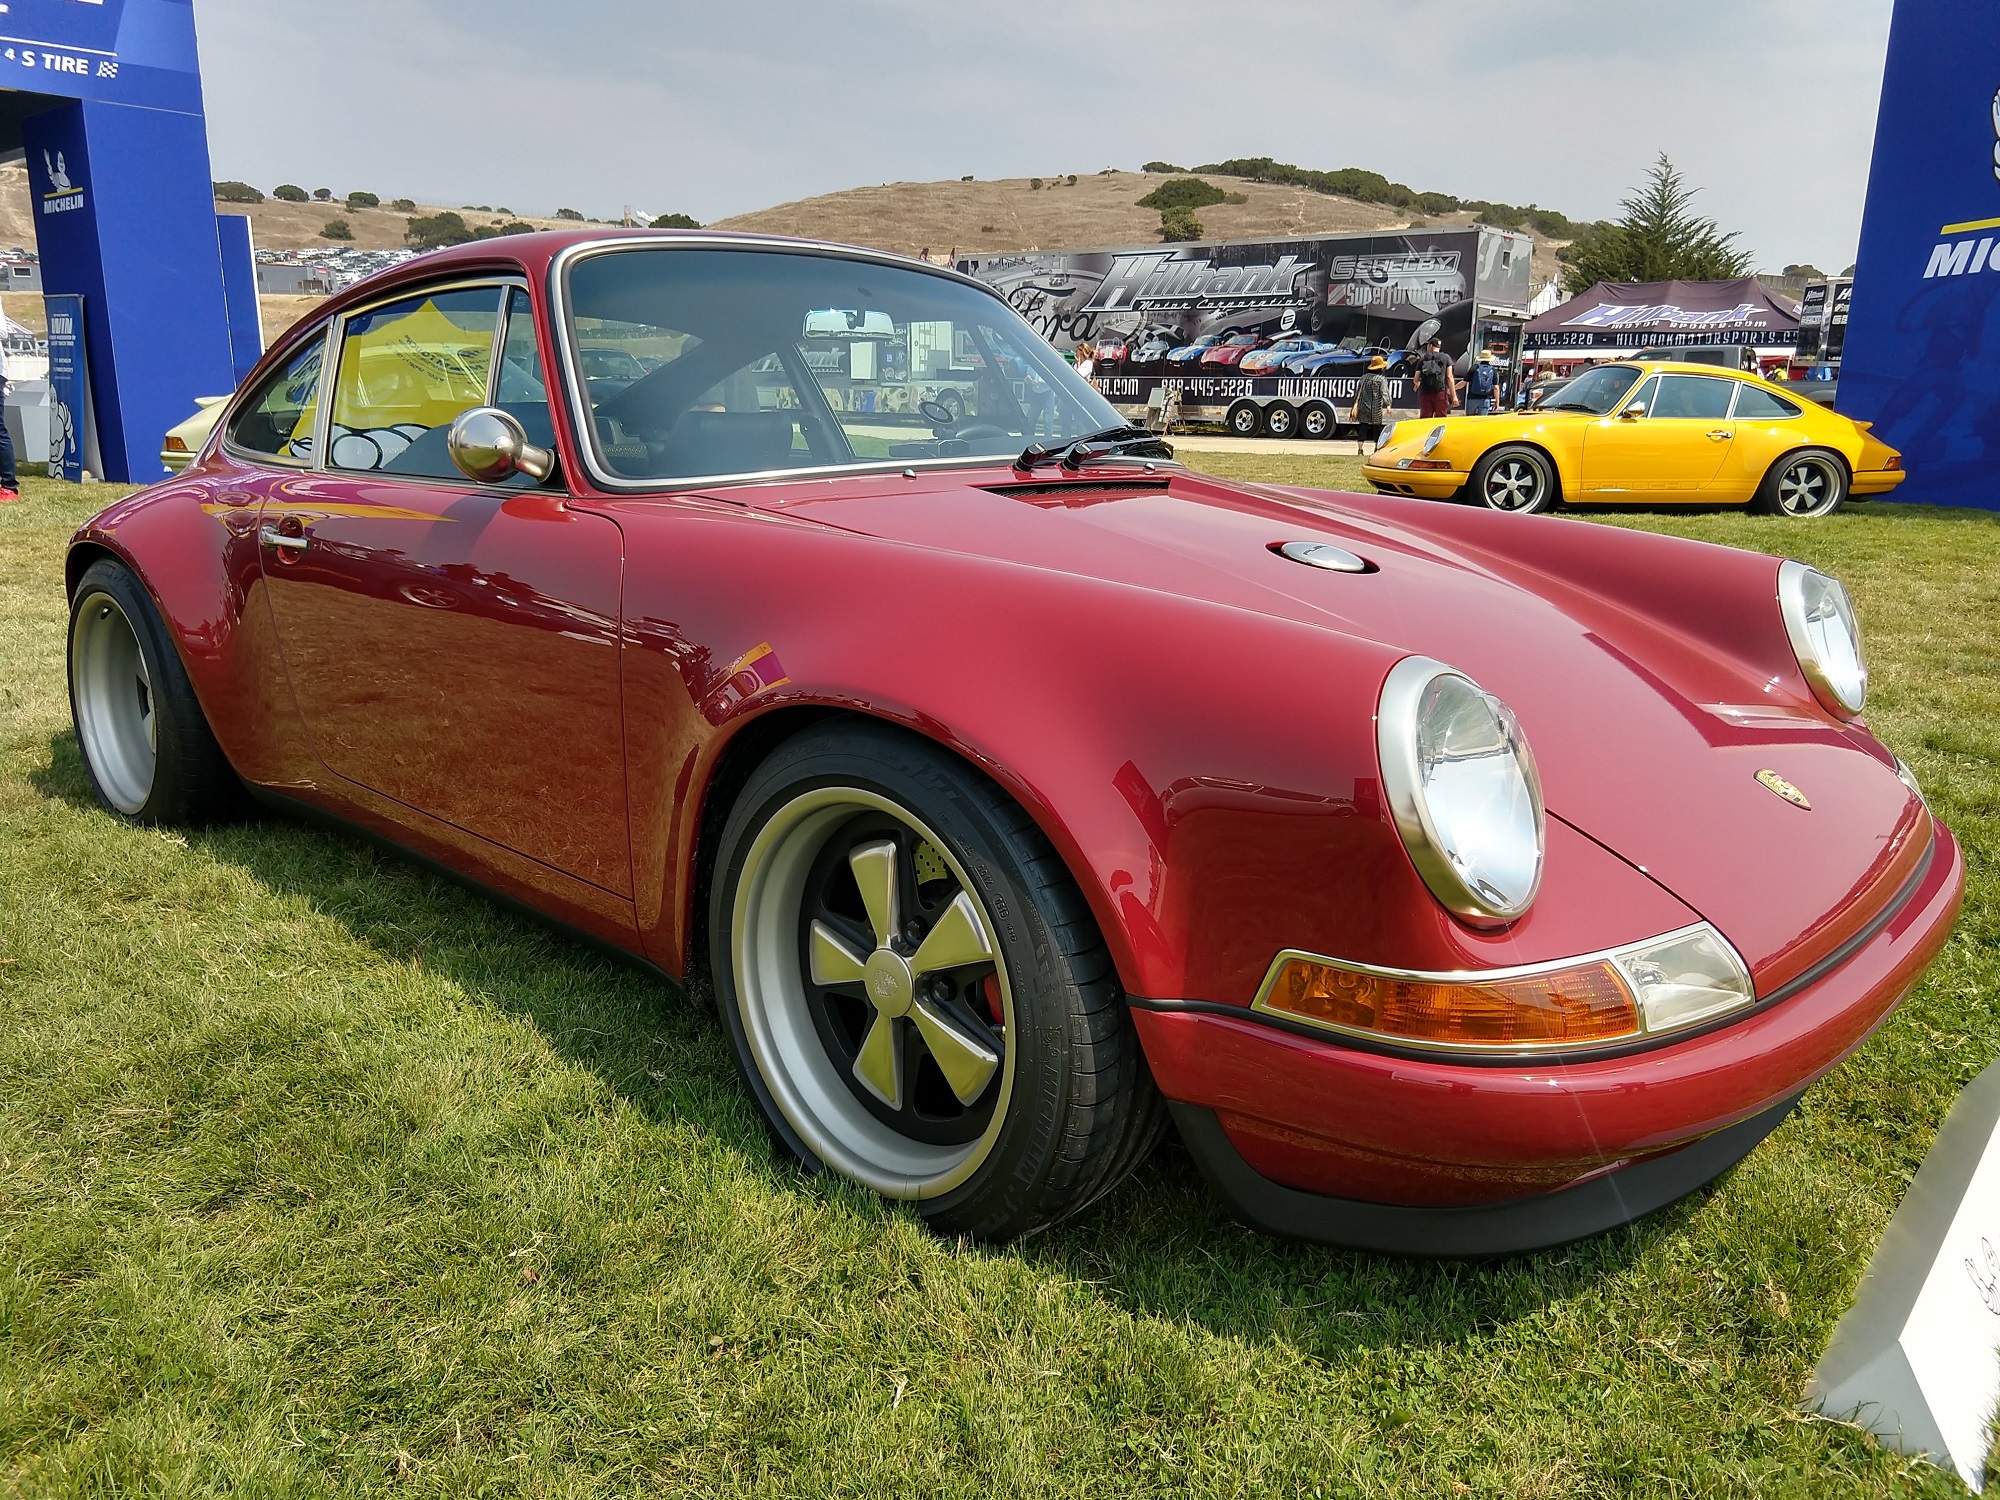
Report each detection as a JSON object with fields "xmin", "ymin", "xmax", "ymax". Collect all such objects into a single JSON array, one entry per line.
[
  {"xmin": 1842, "ymin": 0, "xmax": 2000, "ymax": 509},
  {"xmin": 1, "ymin": 0, "xmax": 244, "ymax": 482}
]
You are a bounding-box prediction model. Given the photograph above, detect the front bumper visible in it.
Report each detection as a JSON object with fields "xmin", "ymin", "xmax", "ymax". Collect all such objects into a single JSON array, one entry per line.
[
  {"xmin": 1360, "ymin": 460, "xmax": 1466, "ymax": 499},
  {"xmin": 1132, "ymin": 825, "xmax": 1963, "ymax": 1254}
]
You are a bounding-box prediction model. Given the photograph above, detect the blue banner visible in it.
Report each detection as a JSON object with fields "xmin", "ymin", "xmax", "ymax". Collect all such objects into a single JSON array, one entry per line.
[
  {"xmin": 0, "ymin": 0, "xmax": 205, "ymax": 114},
  {"xmin": 1842, "ymin": 0, "xmax": 2000, "ymax": 509},
  {"xmin": 45, "ymin": 292, "xmax": 92, "ymax": 482}
]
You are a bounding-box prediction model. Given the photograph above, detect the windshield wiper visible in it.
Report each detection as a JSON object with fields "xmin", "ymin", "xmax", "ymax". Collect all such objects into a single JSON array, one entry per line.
[{"xmin": 1015, "ymin": 425, "xmax": 1172, "ymax": 471}]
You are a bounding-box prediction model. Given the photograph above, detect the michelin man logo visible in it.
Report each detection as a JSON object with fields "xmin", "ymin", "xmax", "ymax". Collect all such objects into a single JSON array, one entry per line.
[
  {"xmin": 44, "ymin": 150, "xmax": 70, "ymax": 195},
  {"xmin": 1993, "ymin": 88, "xmax": 2000, "ymax": 182}
]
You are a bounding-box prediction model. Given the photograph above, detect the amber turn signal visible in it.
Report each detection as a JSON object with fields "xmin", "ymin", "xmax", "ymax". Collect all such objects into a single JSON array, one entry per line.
[
  {"xmin": 163, "ymin": 436, "xmax": 189, "ymax": 452},
  {"xmin": 1260, "ymin": 955, "xmax": 1639, "ymax": 1049}
]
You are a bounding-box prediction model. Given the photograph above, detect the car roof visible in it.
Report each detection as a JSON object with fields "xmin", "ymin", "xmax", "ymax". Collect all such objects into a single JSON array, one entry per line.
[{"xmin": 1592, "ymin": 360, "xmax": 1762, "ymax": 377}]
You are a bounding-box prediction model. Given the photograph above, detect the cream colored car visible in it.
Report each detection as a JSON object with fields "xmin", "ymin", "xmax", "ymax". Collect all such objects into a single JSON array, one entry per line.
[{"xmin": 159, "ymin": 397, "xmax": 227, "ymax": 474}]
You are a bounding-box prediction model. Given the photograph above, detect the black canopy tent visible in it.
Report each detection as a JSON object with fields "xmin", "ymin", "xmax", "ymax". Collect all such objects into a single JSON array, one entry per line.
[{"xmin": 1524, "ymin": 278, "xmax": 1801, "ymax": 353}]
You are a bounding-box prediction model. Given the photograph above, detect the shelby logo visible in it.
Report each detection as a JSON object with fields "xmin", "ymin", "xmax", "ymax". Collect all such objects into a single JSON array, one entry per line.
[
  {"xmin": 39, "ymin": 149, "xmax": 82, "ymax": 215},
  {"xmin": 1969, "ymin": 1236, "xmax": 2000, "ymax": 1315}
]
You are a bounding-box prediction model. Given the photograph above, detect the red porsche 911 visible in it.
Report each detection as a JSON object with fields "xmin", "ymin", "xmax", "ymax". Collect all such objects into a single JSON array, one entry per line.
[{"xmin": 66, "ymin": 231, "xmax": 1961, "ymax": 1255}]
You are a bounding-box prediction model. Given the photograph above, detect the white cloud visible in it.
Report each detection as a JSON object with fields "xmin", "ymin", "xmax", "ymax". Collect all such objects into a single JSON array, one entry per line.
[{"xmin": 194, "ymin": 0, "xmax": 1894, "ymax": 270}]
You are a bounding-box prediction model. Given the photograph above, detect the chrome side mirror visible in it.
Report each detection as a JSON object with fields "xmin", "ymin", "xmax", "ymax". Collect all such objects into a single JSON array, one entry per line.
[
  {"xmin": 448, "ymin": 407, "xmax": 556, "ymax": 484},
  {"xmin": 1618, "ymin": 401, "xmax": 1647, "ymax": 422}
]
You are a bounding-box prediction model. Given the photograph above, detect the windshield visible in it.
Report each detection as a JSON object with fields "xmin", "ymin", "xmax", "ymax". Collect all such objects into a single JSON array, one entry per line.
[
  {"xmin": 1542, "ymin": 364, "xmax": 1645, "ymax": 414},
  {"xmin": 562, "ymin": 247, "xmax": 1123, "ymax": 483}
]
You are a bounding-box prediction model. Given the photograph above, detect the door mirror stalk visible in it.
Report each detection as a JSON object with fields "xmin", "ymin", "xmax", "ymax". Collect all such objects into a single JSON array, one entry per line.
[
  {"xmin": 448, "ymin": 407, "xmax": 557, "ymax": 485},
  {"xmin": 1618, "ymin": 402, "xmax": 1646, "ymax": 422}
]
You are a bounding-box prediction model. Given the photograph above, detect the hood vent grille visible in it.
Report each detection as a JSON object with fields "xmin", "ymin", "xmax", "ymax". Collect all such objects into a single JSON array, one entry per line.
[{"xmin": 981, "ymin": 478, "xmax": 1174, "ymax": 500}]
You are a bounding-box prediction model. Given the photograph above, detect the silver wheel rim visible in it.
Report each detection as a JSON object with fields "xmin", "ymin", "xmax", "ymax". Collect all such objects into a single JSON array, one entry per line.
[
  {"xmin": 1267, "ymin": 408, "xmax": 1293, "ymax": 436},
  {"xmin": 1776, "ymin": 457, "xmax": 1838, "ymax": 516},
  {"xmin": 71, "ymin": 588, "xmax": 156, "ymax": 815},
  {"xmin": 731, "ymin": 786, "xmax": 1016, "ymax": 1199},
  {"xmin": 1304, "ymin": 408, "xmax": 1328, "ymax": 436},
  {"xmin": 1483, "ymin": 455, "xmax": 1544, "ymax": 511}
]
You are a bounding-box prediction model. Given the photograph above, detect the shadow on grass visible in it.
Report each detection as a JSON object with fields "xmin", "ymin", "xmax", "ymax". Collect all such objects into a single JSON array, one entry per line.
[{"xmin": 32, "ymin": 725, "xmax": 1677, "ymax": 1356}]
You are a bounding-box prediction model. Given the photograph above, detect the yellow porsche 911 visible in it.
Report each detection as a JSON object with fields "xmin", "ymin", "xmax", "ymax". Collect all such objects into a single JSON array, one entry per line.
[{"xmin": 1362, "ymin": 361, "xmax": 1904, "ymax": 517}]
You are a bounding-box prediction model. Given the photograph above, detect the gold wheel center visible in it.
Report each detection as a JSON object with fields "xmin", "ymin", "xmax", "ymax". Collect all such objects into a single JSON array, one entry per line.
[{"xmin": 863, "ymin": 949, "xmax": 916, "ymax": 1018}]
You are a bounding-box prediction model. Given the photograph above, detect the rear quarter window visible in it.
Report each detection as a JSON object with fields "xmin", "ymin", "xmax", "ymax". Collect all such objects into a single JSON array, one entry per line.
[{"xmin": 1731, "ymin": 383, "xmax": 1802, "ymax": 419}]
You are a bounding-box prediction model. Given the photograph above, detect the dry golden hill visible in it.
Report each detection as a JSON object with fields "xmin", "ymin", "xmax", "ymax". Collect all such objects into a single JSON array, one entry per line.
[
  {"xmin": 713, "ymin": 169, "xmax": 1568, "ymax": 286},
  {"xmin": 0, "ymin": 163, "xmax": 581, "ymax": 253}
]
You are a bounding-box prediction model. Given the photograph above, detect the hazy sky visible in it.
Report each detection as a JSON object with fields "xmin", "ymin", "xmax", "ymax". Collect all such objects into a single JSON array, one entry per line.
[{"xmin": 194, "ymin": 0, "xmax": 1895, "ymax": 272}]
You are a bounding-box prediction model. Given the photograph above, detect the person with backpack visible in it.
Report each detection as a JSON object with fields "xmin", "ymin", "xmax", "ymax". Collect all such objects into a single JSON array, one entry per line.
[
  {"xmin": 1416, "ymin": 337, "xmax": 1457, "ymax": 419},
  {"xmin": 1464, "ymin": 350, "xmax": 1499, "ymax": 415}
]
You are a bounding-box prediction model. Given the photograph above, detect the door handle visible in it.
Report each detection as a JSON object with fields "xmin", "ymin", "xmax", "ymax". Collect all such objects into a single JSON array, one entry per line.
[
  {"xmin": 259, "ymin": 522, "xmax": 309, "ymax": 554},
  {"xmin": 1707, "ymin": 429, "xmax": 1732, "ymax": 441}
]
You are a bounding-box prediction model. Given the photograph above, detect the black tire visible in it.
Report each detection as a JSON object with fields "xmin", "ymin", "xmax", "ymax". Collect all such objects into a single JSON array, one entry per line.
[
  {"xmin": 1227, "ymin": 401, "xmax": 1261, "ymax": 438},
  {"xmin": 1262, "ymin": 403, "xmax": 1298, "ymax": 439},
  {"xmin": 1469, "ymin": 444, "xmax": 1559, "ymax": 514},
  {"xmin": 67, "ymin": 557, "xmax": 241, "ymax": 825},
  {"xmin": 709, "ymin": 720, "xmax": 1165, "ymax": 1240},
  {"xmin": 1298, "ymin": 402, "xmax": 1335, "ymax": 440},
  {"xmin": 1751, "ymin": 448, "xmax": 1848, "ymax": 517}
]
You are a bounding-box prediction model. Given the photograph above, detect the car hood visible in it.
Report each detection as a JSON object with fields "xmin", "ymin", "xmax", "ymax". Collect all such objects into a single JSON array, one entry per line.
[{"xmin": 736, "ymin": 465, "xmax": 1928, "ymax": 989}]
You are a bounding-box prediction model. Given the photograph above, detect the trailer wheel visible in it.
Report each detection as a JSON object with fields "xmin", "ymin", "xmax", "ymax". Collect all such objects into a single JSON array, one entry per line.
[
  {"xmin": 1298, "ymin": 402, "xmax": 1335, "ymax": 440},
  {"xmin": 1227, "ymin": 402, "xmax": 1261, "ymax": 437},
  {"xmin": 1262, "ymin": 403, "xmax": 1298, "ymax": 439}
]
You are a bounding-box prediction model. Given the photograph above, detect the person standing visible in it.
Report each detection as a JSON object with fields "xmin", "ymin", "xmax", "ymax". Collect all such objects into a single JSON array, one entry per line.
[
  {"xmin": 1073, "ymin": 341, "xmax": 1096, "ymax": 385},
  {"xmin": 0, "ymin": 338, "xmax": 17, "ymax": 503},
  {"xmin": 1464, "ymin": 350, "xmax": 1499, "ymax": 415},
  {"xmin": 1350, "ymin": 354, "xmax": 1390, "ymax": 453},
  {"xmin": 1416, "ymin": 337, "xmax": 1456, "ymax": 419}
]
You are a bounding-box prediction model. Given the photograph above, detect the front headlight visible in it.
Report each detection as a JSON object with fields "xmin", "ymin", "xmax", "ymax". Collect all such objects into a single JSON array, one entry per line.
[
  {"xmin": 1377, "ymin": 657, "xmax": 1544, "ymax": 926},
  {"xmin": 1778, "ymin": 559, "xmax": 1867, "ymax": 716},
  {"xmin": 1376, "ymin": 420, "xmax": 1399, "ymax": 450}
]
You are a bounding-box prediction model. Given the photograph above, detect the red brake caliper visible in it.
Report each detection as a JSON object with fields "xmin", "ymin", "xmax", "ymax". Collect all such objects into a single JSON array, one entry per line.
[{"xmin": 980, "ymin": 973, "xmax": 1004, "ymax": 1026}]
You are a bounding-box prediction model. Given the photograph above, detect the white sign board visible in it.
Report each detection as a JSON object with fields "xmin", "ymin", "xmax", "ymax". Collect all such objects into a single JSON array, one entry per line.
[{"xmin": 1808, "ymin": 1058, "xmax": 2000, "ymax": 1488}]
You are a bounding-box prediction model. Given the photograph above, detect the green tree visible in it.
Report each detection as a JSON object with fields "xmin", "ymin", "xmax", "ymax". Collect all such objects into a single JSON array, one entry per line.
[
  {"xmin": 651, "ymin": 212, "xmax": 700, "ymax": 229},
  {"xmin": 390, "ymin": 198, "xmax": 416, "ymax": 213},
  {"xmin": 1142, "ymin": 161, "xmax": 1185, "ymax": 174},
  {"xmin": 320, "ymin": 218, "xmax": 353, "ymax": 241},
  {"xmin": 213, "ymin": 180, "xmax": 263, "ymax": 204},
  {"xmin": 471, "ymin": 220, "xmax": 537, "ymax": 240},
  {"xmin": 1138, "ymin": 177, "xmax": 1226, "ymax": 212},
  {"xmin": 555, "ymin": 207, "xmax": 585, "ymax": 220},
  {"xmin": 1158, "ymin": 206, "xmax": 1203, "ymax": 243},
  {"xmin": 405, "ymin": 211, "xmax": 475, "ymax": 249},
  {"xmin": 1557, "ymin": 154, "xmax": 1754, "ymax": 293},
  {"xmin": 312, "ymin": 187, "xmax": 331, "ymax": 201},
  {"xmin": 272, "ymin": 183, "xmax": 308, "ymax": 203},
  {"xmin": 1783, "ymin": 262, "xmax": 1827, "ymax": 281},
  {"xmin": 346, "ymin": 190, "xmax": 379, "ymax": 209}
]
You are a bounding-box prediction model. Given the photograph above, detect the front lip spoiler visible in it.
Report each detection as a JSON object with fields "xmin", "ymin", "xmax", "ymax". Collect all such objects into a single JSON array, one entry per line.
[{"xmin": 1169, "ymin": 1092, "xmax": 1800, "ymax": 1260}]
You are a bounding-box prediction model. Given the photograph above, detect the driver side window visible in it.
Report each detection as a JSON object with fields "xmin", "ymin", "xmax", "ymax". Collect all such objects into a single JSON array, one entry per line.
[{"xmin": 326, "ymin": 285, "xmax": 501, "ymax": 479}]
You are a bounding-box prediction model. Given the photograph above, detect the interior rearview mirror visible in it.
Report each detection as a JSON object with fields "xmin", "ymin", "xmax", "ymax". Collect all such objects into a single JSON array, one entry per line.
[
  {"xmin": 448, "ymin": 407, "xmax": 556, "ymax": 485},
  {"xmin": 803, "ymin": 308, "xmax": 896, "ymax": 340}
]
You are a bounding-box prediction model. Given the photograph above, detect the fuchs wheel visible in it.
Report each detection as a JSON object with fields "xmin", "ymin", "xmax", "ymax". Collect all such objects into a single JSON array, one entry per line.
[
  {"xmin": 710, "ymin": 721, "xmax": 1165, "ymax": 1240},
  {"xmin": 1470, "ymin": 444, "xmax": 1558, "ymax": 514},
  {"xmin": 1754, "ymin": 449, "xmax": 1848, "ymax": 517},
  {"xmin": 1263, "ymin": 403, "xmax": 1298, "ymax": 439},
  {"xmin": 68, "ymin": 558, "xmax": 240, "ymax": 825},
  {"xmin": 1227, "ymin": 401, "xmax": 1261, "ymax": 437},
  {"xmin": 1298, "ymin": 401, "xmax": 1335, "ymax": 439}
]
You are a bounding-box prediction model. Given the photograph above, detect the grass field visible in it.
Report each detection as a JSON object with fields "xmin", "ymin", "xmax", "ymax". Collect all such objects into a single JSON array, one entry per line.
[{"xmin": 2, "ymin": 464, "xmax": 1997, "ymax": 1498}]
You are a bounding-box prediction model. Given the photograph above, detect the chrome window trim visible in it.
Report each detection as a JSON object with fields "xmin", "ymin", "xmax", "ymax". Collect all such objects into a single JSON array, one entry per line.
[
  {"xmin": 545, "ymin": 235, "xmax": 1117, "ymax": 494},
  {"xmin": 1376, "ymin": 654, "xmax": 1544, "ymax": 927},
  {"xmin": 217, "ymin": 321, "xmax": 334, "ymax": 470},
  {"xmin": 1249, "ymin": 921, "xmax": 1727, "ymax": 1058},
  {"xmin": 1648, "ymin": 372, "xmax": 1737, "ymax": 421}
]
